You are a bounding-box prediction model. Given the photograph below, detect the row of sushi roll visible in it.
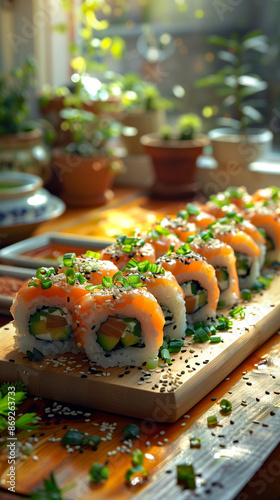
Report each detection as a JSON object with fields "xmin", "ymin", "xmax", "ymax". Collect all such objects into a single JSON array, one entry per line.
[{"xmin": 11, "ymin": 186, "xmax": 280, "ymax": 369}]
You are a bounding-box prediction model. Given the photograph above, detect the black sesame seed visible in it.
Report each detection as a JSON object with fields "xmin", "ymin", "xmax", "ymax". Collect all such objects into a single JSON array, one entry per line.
[
  {"xmin": 246, "ymin": 382, "xmax": 252, "ymax": 386},
  {"xmin": 118, "ymin": 374, "xmax": 124, "ymax": 378},
  {"xmin": 62, "ymin": 425, "xmax": 68, "ymax": 430},
  {"xmin": 9, "ymin": 359, "xmax": 15, "ymax": 363},
  {"xmin": 230, "ymin": 420, "xmax": 234, "ymax": 425},
  {"xmin": 270, "ymin": 411, "xmax": 275, "ymax": 416},
  {"xmin": 81, "ymin": 375, "xmax": 87, "ymax": 378},
  {"xmin": 67, "ymin": 296, "xmax": 70, "ymax": 302},
  {"xmin": 265, "ymin": 391, "xmax": 270, "ymax": 395},
  {"xmin": 211, "ymin": 397, "xmax": 216, "ymax": 401}
]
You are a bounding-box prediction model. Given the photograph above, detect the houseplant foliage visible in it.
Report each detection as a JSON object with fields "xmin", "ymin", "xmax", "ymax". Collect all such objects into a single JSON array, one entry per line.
[
  {"xmin": 113, "ymin": 72, "xmax": 173, "ymax": 154},
  {"xmin": 195, "ymin": 30, "xmax": 272, "ymax": 169},
  {"xmin": 140, "ymin": 113, "xmax": 209, "ymax": 199},
  {"xmin": 52, "ymin": 108, "xmax": 124, "ymax": 207},
  {"xmin": 0, "ymin": 57, "xmax": 54, "ymax": 183}
]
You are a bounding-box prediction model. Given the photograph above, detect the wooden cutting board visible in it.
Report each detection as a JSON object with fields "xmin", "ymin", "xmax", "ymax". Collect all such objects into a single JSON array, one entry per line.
[{"xmin": 1, "ymin": 277, "xmax": 280, "ymax": 423}]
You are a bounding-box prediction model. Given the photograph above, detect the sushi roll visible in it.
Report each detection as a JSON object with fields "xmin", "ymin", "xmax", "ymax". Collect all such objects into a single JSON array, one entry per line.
[
  {"xmin": 251, "ymin": 186, "xmax": 280, "ymax": 205},
  {"xmin": 154, "ymin": 215, "xmax": 197, "ymax": 243},
  {"xmin": 100, "ymin": 235, "xmax": 156, "ymax": 270},
  {"xmin": 141, "ymin": 225, "xmax": 183, "ymax": 258},
  {"xmin": 187, "ymin": 230, "xmax": 240, "ymax": 308},
  {"xmin": 205, "ymin": 186, "xmax": 252, "ymax": 211},
  {"xmin": 74, "ymin": 275, "xmax": 165, "ymax": 368},
  {"xmin": 156, "ymin": 245, "xmax": 220, "ymax": 323},
  {"xmin": 11, "ymin": 267, "xmax": 91, "ymax": 356},
  {"xmin": 123, "ymin": 259, "xmax": 187, "ymax": 339},
  {"xmin": 209, "ymin": 218, "xmax": 263, "ymax": 289},
  {"xmin": 177, "ymin": 203, "xmax": 216, "ymax": 229},
  {"xmin": 244, "ymin": 201, "xmax": 280, "ymax": 264},
  {"xmin": 58, "ymin": 250, "xmax": 119, "ymax": 285}
]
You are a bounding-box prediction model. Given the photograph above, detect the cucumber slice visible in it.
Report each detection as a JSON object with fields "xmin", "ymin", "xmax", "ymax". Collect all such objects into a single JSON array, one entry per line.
[
  {"xmin": 29, "ymin": 307, "xmax": 72, "ymax": 342},
  {"xmin": 216, "ymin": 267, "xmax": 229, "ymax": 292}
]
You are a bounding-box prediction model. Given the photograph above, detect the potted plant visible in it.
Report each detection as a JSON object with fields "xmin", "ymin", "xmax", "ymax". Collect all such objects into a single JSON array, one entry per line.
[
  {"xmin": 140, "ymin": 113, "xmax": 209, "ymax": 199},
  {"xmin": 116, "ymin": 73, "xmax": 173, "ymax": 154},
  {"xmin": 195, "ymin": 31, "xmax": 273, "ymax": 170},
  {"xmin": 52, "ymin": 108, "xmax": 124, "ymax": 207},
  {"xmin": 0, "ymin": 56, "xmax": 55, "ymax": 184}
]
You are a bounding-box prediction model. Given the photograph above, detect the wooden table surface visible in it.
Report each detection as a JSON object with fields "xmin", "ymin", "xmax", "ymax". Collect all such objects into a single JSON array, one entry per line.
[{"xmin": 0, "ymin": 187, "xmax": 280, "ymax": 500}]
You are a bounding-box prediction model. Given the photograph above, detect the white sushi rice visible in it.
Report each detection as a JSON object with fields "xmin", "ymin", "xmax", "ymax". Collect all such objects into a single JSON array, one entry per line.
[
  {"xmin": 149, "ymin": 283, "xmax": 186, "ymax": 339},
  {"xmin": 12, "ymin": 296, "xmax": 80, "ymax": 356}
]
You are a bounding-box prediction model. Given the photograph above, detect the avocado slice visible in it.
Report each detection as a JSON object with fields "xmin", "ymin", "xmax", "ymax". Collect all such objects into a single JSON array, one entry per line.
[
  {"xmin": 216, "ymin": 267, "xmax": 229, "ymax": 292},
  {"xmin": 97, "ymin": 332, "xmax": 120, "ymax": 352},
  {"xmin": 97, "ymin": 317, "xmax": 142, "ymax": 351},
  {"xmin": 197, "ymin": 290, "xmax": 207, "ymax": 308},
  {"xmin": 29, "ymin": 307, "xmax": 72, "ymax": 342}
]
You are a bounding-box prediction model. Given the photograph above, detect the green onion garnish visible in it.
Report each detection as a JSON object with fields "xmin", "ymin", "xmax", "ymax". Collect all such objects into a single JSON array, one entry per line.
[
  {"xmin": 85, "ymin": 250, "xmax": 100, "ymax": 259},
  {"xmin": 166, "ymin": 243, "xmax": 175, "ymax": 256},
  {"xmin": 194, "ymin": 321, "xmax": 204, "ymax": 330},
  {"xmin": 176, "ymin": 243, "xmax": 191, "ymax": 255},
  {"xmin": 177, "ymin": 464, "xmax": 196, "ymax": 488},
  {"xmin": 126, "ymin": 465, "xmax": 149, "ymax": 484},
  {"xmin": 220, "ymin": 399, "xmax": 232, "ymax": 413},
  {"xmin": 190, "ymin": 438, "xmax": 201, "ymax": 449},
  {"xmin": 28, "ymin": 280, "xmax": 39, "ymax": 288},
  {"xmin": 127, "ymin": 275, "xmax": 143, "ymax": 287},
  {"xmin": 185, "ymin": 325, "xmax": 195, "ymax": 336},
  {"xmin": 258, "ymin": 228, "xmax": 266, "ymax": 238},
  {"xmin": 216, "ymin": 316, "xmax": 233, "ymax": 330},
  {"xmin": 85, "ymin": 284, "xmax": 97, "ymax": 291},
  {"xmin": 200, "ymin": 230, "xmax": 214, "ymax": 242},
  {"xmin": 102, "ymin": 276, "xmax": 113, "ymax": 288},
  {"xmin": 131, "ymin": 449, "xmax": 144, "ymax": 466},
  {"xmin": 160, "ymin": 348, "xmax": 172, "ymax": 364},
  {"xmin": 241, "ymin": 289, "xmax": 252, "ymax": 301},
  {"xmin": 155, "ymin": 224, "xmax": 171, "ymax": 236},
  {"xmin": 123, "ymin": 423, "xmax": 140, "ymax": 440},
  {"xmin": 245, "ymin": 202, "xmax": 254, "ymax": 209},
  {"xmin": 90, "ymin": 463, "xmax": 109, "ymax": 484},
  {"xmin": 147, "ymin": 229, "xmax": 159, "ymax": 241},
  {"xmin": 209, "ymin": 195, "xmax": 230, "ymax": 207},
  {"xmin": 193, "ymin": 328, "xmax": 210, "ymax": 343},
  {"xmin": 75, "ymin": 272, "xmax": 87, "ymax": 284},
  {"xmin": 65, "ymin": 268, "xmax": 76, "ymax": 286},
  {"xmin": 186, "ymin": 203, "xmax": 200, "ymax": 216},
  {"xmin": 40, "ymin": 277, "xmax": 52, "ymax": 289},
  {"xmin": 187, "ymin": 235, "xmax": 195, "ymax": 243},
  {"xmin": 63, "ymin": 253, "xmax": 76, "ymax": 267},
  {"xmin": 122, "ymin": 258, "xmax": 139, "ymax": 271},
  {"xmin": 225, "ymin": 212, "xmax": 243, "ymax": 223},
  {"xmin": 62, "ymin": 430, "xmax": 84, "ymax": 445},
  {"xmin": 229, "ymin": 306, "xmax": 245, "ymax": 318},
  {"xmin": 210, "ymin": 336, "xmax": 222, "ymax": 343},
  {"xmin": 169, "ymin": 339, "xmax": 184, "ymax": 353},
  {"xmin": 207, "ymin": 415, "xmax": 218, "ymax": 427},
  {"xmin": 225, "ymin": 187, "xmax": 243, "ymax": 199},
  {"xmin": 146, "ymin": 356, "xmax": 159, "ymax": 370},
  {"xmin": 36, "ymin": 267, "xmax": 48, "ymax": 279},
  {"xmin": 177, "ymin": 209, "xmax": 188, "ymax": 220},
  {"xmin": 258, "ymin": 276, "xmax": 273, "ymax": 288}
]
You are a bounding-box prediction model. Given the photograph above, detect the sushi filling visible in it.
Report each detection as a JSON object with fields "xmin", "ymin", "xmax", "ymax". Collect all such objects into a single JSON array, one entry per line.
[
  {"xmin": 181, "ymin": 281, "xmax": 207, "ymax": 314},
  {"xmin": 29, "ymin": 307, "xmax": 72, "ymax": 342},
  {"xmin": 161, "ymin": 305, "xmax": 175, "ymax": 330},
  {"xmin": 265, "ymin": 235, "xmax": 275, "ymax": 252},
  {"xmin": 96, "ymin": 316, "xmax": 144, "ymax": 352},
  {"xmin": 215, "ymin": 267, "xmax": 229, "ymax": 292},
  {"xmin": 235, "ymin": 252, "xmax": 252, "ymax": 278}
]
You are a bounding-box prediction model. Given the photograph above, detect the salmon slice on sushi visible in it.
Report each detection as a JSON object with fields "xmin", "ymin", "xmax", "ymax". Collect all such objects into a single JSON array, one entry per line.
[
  {"xmin": 100, "ymin": 235, "xmax": 156, "ymax": 270},
  {"xmin": 11, "ymin": 267, "xmax": 92, "ymax": 356},
  {"xmin": 58, "ymin": 250, "xmax": 119, "ymax": 285},
  {"xmin": 141, "ymin": 225, "xmax": 183, "ymax": 258},
  {"xmin": 154, "ymin": 215, "xmax": 197, "ymax": 243},
  {"xmin": 209, "ymin": 219, "xmax": 263, "ymax": 289},
  {"xmin": 156, "ymin": 244, "xmax": 220, "ymax": 323},
  {"xmin": 177, "ymin": 203, "xmax": 216, "ymax": 229},
  {"xmin": 187, "ymin": 230, "xmax": 240, "ymax": 308},
  {"xmin": 244, "ymin": 202, "xmax": 280, "ymax": 264},
  {"xmin": 74, "ymin": 274, "xmax": 165, "ymax": 368},
  {"xmin": 122, "ymin": 259, "xmax": 187, "ymax": 339}
]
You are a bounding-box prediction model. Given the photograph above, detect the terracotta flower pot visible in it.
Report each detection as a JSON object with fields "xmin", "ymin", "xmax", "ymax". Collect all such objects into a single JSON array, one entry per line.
[
  {"xmin": 52, "ymin": 149, "xmax": 123, "ymax": 207},
  {"xmin": 121, "ymin": 109, "xmax": 166, "ymax": 155},
  {"xmin": 140, "ymin": 133, "xmax": 209, "ymax": 199},
  {"xmin": 0, "ymin": 129, "xmax": 52, "ymax": 184}
]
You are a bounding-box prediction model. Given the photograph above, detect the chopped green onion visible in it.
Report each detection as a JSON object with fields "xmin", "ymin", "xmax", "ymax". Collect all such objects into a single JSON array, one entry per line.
[
  {"xmin": 176, "ymin": 243, "xmax": 191, "ymax": 255},
  {"xmin": 218, "ymin": 300, "xmax": 226, "ymax": 308},
  {"xmin": 123, "ymin": 423, "xmax": 140, "ymax": 440},
  {"xmin": 207, "ymin": 415, "xmax": 218, "ymax": 427},
  {"xmin": 131, "ymin": 449, "xmax": 144, "ymax": 466},
  {"xmin": 258, "ymin": 276, "xmax": 273, "ymax": 288},
  {"xmin": 220, "ymin": 399, "xmax": 232, "ymax": 413},
  {"xmin": 62, "ymin": 430, "xmax": 84, "ymax": 445},
  {"xmin": 200, "ymin": 230, "xmax": 214, "ymax": 242},
  {"xmin": 146, "ymin": 356, "xmax": 159, "ymax": 370},
  {"xmin": 177, "ymin": 464, "xmax": 196, "ymax": 488},
  {"xmin": 187, "ymin": 235, "xmax": 195, "ymax": 243},
  {"xmin": 194, "ymin": 321, "xmax": 204, "ymax": 330},
  {"xmin": 85, "ymin": 284, "xmax": 96, "ymax": 291},
  {"xmin": 245, "ymin": 202, "xmax": 254, "ymax": 209},
  {"xmin": 26, "ymin": 348, "xmax": 44, "ymax": 362},
  {"xmin": 225, "ymin": 187, "xmax": 243, "ymax": 199},
  {"xmin": 147, "ymin": 229, "xmax": 159, "ymax": 241},
  {"xmin": 258, "ymin": 228, "xmax": 266, "ymax": 238},
  {"xmin": 90, "ymin": 463, "xmax": 109, "ymax": 484},
  {"xmin": 252, "ymin": 282, "xmax": 264, "ymax": 291},
  {"xmin": 177, "ymin": 209, "xmax": 188, "ymax": 220},
  {"xmin": 225, "ymin": 212, "xmax": 243, "ymax": 223},
  {"xmin": 127, "ymin": 275, "xmax": 143, "ymax": 287},
  {"xmin": 186, "ymin": 203, "xmax": 200, "ymax": 216},
  {"xmin": 190, "ymin": 438, "xmax": 201, "ymax": 449},
  {"xmin": 137, "ymin": 261, "xmax": 165, "ymax": 275},
  {"xmin": 216, "ymin": 316, "xmax": 233, "ymax": 330},
  {"xmin": 112, "ymin": 271, "xmax": 128, "ymax": 287},
  {"xmin": 210, "ymin": 336, "xmax": 222, "ymax": 343},
  {"xmin": 122, "ymin": 258, "xmax": 139, "ymax": 271},
  {"xmin": 166, "ymin": 243, "xmax": 175, "ymax": 255},
  {"xmin": 185, "ymin": 325, "xmax": 195, "ymax": 336},
  {"xmin": 126, "ymin": 465, "xmax": 149, "ymax": 484},
  {"xmin": 160, "ymin": 348, "xmax": 172, "ymax": 364},
  {"xmin": 241, "ymin": 289, "xmax": 252, "ymax": 301},
  {"xmin": 63, "ymin": 253, "xmax": 76, "ymax": 267},
  {"xmin": 169, "ymin": 339, "xmax": 184, "ymax": 353},
  {"xmin": 229, "ymin": 306, "xmax": 245, "ymax": 318},
  {"xmin": 81, "ymin": 435, "xmax": 101, "ymax": 449},
  {"xmin": 65, "ymin": 268, "xmax": 76, "ymax": 286},
  {"xmin": 163, "ymin": 335, "xmax": 170, "ymax": 343},
  {"xmin": 36, "ymin": 267, "xmax": 48, "ymax": 279},
  {"xmin": 155, "ymin": 224, "xmax": 171, "ymax": 236},
  {"xmin": 76, "ymin": 272, "xmax": 87, "ymax": 284},
  {"xmin": 209, "ymin": 195, "xmax": 230, "ymax": 207},
  {"xmin": 40, "ymin": 277, "xmax": 52, "ymax": 289},
  {"xmin": 193, "ymin": 328, "xmax": 210, "ymax": 343},
  {"xmin": 85, "ymin": 250, "xmax": 100, "ymax": 259},
  {"xmin": 28, "ymin": 280, "xmax": 39, "ymax": 288},
  {"xmin": 102, "ymin": 276, "xmax": 113, "ymax": 288}
]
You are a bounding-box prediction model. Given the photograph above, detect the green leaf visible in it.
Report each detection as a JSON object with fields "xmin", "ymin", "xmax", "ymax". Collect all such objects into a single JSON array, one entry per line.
[
  {"xmin": 0, "ymin": 392, "xmax": 27, "ymax": 416},
  {"xmin": 195, "ymin": 74, "xmax": 225, "ymax": 88},
  {"xmin": 242, "ymin": 30, "xmax": 264, "ymax": 42},
  {"xmin": 15, "ymin": 413, "xmax": 40, "ymax": 430},
  {"xmin": 242, "ymin": 36, "xmax": 268, "ymax": 53},
  {"xmin": 218, "ymin": 50, "xmax": 239, "ymax": 65},
  {"xmin": 241, "ymin": 105, "xmax": 264, "ymax": 123},
  {"xmin": 238, "ymin": 75, "xmax": 267, "ymax": 90},
  {"xmin": 207, "ymin": 35, "xmax": 232, "ymax": 48},
  {"xmin": 28, "ymin": 471, "xmax": 75, "ymax": 500}
]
